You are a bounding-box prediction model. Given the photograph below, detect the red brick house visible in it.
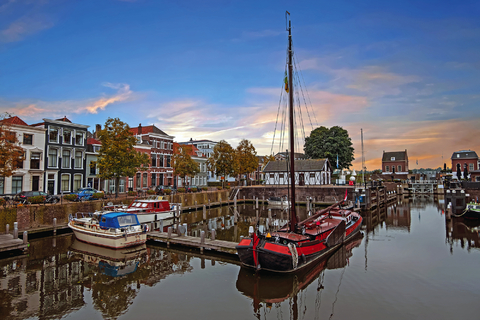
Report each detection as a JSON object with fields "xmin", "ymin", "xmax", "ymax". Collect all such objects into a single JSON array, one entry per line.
[
  {"xmin": 451, "ymin": 150, "xmax": 479, "ymax": 180},
  {"xmin": 382, "ymin": 150, "xmax": 409, "ymax": 175},
  {"xmin": 130, "ymin": 124, "xmax": 174, "ymax": 190}
]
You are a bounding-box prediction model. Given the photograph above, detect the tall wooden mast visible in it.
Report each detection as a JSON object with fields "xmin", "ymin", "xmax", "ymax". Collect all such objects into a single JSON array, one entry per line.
[{"xmin": 287, "ymin": 14, "xmax": 297, "ymax": 232}]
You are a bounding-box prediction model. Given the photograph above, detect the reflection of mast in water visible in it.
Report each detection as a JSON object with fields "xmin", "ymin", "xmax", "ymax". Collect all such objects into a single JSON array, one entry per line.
[{"xmin": 329, "ymin": 266, "xmax": 346, "ymax": 320}]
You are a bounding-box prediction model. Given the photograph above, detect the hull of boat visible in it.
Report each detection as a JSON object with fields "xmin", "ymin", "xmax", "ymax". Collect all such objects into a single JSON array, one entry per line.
[
  {"xmin": 69, "ymin": 222, "xmax": 146, "ymax": 249},
  {"xmin": 135, "ymin": 211, "xmax": 175, "ymax": 224},
  {"xmin": 460, "ymin": 210, "xmax": 480, "ymax": 219}
]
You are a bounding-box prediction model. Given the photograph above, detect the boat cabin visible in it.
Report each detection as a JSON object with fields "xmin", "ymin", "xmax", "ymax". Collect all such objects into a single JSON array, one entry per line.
[
  {"xmin": 127, "ymin": 198, "xmax": 171, "ymax": 212},
  {"xmin": 99, "ymin": 212, "xmax": 140, "ymax": 229}
]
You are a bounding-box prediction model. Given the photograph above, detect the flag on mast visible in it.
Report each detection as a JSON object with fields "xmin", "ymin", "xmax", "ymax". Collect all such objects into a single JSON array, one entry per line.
[{"xmin": 284, "ymin": 71, "xmax": 289, "ymax": 93}]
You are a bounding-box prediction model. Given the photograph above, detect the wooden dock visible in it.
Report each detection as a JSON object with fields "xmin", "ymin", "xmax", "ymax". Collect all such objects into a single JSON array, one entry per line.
[
  {"xmin": 147, "ymin": 231, "xmax": 238, "ymax": 255},
  {"xmin": 0, "ymin": 233, "xmax": 27, "ymax": 253}
]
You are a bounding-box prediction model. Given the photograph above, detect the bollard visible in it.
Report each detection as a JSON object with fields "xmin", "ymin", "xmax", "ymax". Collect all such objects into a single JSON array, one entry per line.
[
  {"xmin": 168, "ymin": 227, "xmax": 172, "ymax": 238},
  {"xmin": 211, "ymin": 229, "xmax": 216, "ymax": 240},
  {"xmin": 183, "ymin": 223, "xmax": 188, "ymax": 235},
  {"xmin": 23, "ymin": 231, "xmax": 28, "ymax": 245},
  {"xmin": 6, "ymin": 224, "xmax": 9, "ymax": 235},
  {"xmin": 13, "ymin": 222, "xmax": 18, "ymax": 239},
  {"xmin": 268, "ymin": 209, "xmax": 272, "ymax": 219},
  {"xmin": 234, "ymin": 196, "xmax": 237, "ymax": 207},
  {"xmin": 151, "ymin": 222, "xmax": 155, "ymax": 232},
  {"xmin": 159, "ymin": 220, "xmax": 164, "ymax": 232},
  {"xmin": 53, "ymin": 218, "xmax": 57, "ymax": 235},
  {"xmin": 200, "ymin": 230, "xmax": 205, "ymax": 254},
  {"xmin": 256, "ymin": 197, "xmax": 258, "ymax": 209},
  {"xmin": 203, "ymin": 205, "xmax": 207, "ymax": 220}
]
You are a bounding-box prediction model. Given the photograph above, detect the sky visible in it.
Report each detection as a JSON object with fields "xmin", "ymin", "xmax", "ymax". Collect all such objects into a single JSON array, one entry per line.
[{"xmin": 1, "ymin": 0, "xmax": 480, "ymax": 171}]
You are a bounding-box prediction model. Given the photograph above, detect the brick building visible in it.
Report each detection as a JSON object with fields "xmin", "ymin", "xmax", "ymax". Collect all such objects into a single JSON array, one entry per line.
[
  {"xmin": 451, "ymin": 150, "xmax": 479, "ymax": 180},
  {"xmin": 382, "ymin": 150, "xmax": 409, "ymax": 175}
]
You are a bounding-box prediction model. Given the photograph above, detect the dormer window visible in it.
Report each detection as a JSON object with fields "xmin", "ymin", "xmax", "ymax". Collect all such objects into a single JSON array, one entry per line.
[
  {"xmin": 391, "ymin": 157, "xmax": 395, "ymax": 161},
  {"xmin": 457, "ymin": 154, "xmax": 460, "ymax": 158}
]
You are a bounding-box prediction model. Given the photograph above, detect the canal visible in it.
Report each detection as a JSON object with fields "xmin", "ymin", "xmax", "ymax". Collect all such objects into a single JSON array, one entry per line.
[{"xmin": 1, "ymin": 196, "xmax": 479, "ymax": 319}]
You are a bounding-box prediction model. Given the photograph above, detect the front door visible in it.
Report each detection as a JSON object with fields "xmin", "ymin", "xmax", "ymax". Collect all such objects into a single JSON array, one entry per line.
[
  {"xmin": 32, "ymin": 176, "xmax": 39, "ymax": 191},
  {"xmin": 299, "ymin": 173, "xmax": 305, "ymax": 186},
  {"xmin": 48, "ymin": 181, "xmax": 54, "ymax": 195}
]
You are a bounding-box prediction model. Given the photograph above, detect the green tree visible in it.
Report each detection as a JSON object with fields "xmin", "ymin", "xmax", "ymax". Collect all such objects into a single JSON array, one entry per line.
[
  {"xmin": 206, "ymin": 140, "xmax": 236, "ymax": 188},
  {"xmin": 304, "ymin": 126, "xmax": 354, "ymax": 169},
  {"xmin": 96, "ymin": 118, "xmax": 150, "ymax": 197},
  {"xmin": 235, "ymin": 139, "xmax": 258, "ymax": 185},
  {"xmin": 173, "ymin": 144, "xmax": 200, "ymax": 187},
  {"xmin": 0, "ymin": 114, "xmax": 25, "ymax": 177}
]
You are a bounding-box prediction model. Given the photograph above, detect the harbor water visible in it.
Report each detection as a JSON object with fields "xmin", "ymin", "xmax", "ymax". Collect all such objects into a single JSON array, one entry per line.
[{"xmin": 1, "ymin": 196, "xmax": 479, "ymax": 319}]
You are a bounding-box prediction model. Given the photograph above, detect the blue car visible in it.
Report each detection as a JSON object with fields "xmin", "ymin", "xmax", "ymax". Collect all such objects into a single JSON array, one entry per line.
[{"xmin": 74, "ymin": 188, "xmax": 99, "ymax": 201}]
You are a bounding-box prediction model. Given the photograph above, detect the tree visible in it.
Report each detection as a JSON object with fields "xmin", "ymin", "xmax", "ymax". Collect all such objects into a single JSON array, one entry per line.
[
  {"xmin": 0, "ymin": 114, "xmax": 24, "ymax": 177},
  {"xmin": 173, "ymin": 144, "xmax": 200, "ymax": 187},
  {"xmin": 235, "ymin": 139, "xmax": 258, "ymax": 186},
  {"xmin": 96, "ymin": 118, "xmax": 150, "ymax": 197},
  {"xmin": 304, "ymin": 126, "xmax": 354, "ymax": 169},
  {"xmin": 206, "ymin": 140, "xmax": 236, "ymax": 188}
]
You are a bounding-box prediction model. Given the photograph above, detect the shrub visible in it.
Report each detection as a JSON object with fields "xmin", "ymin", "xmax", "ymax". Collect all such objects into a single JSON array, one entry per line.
[
  {"xmin": 177, "ymin": 187, "xmax": 186, "ymax": 193},
  {"xmin": 202, "ymin": 187, "xmax": 208, "ymax": 191},
  {"xmin": 29, "ymin": 195, "xmax": 45, "ymax": 204},
  {"xmin": 0, "ymin": 198, "xmax": 5, "ymax": 206},
  {"xmin": 207, "ymin": 181, "xmax": 223, "ymax": 187},
  {"xmin": 217, "ymin": 186, "xmax": 223, "ymax": 190},
  {"xmin": 164, "ymin": 189, "xmax": 172, "ymax": 195},
  {"xmin": 128, "ymin": 191, "xmax": 137, "ymax": 196},
  {"xmin": 147, "ymin": 190, "xmax": 155, "ymax": 195},
  {"xmin": 64, "ymin": 194, "xmax": 78, "ymax": 202},
  {"xmin": 93, "ymin": 192, "xmax": 104, "ymax": 199},
  {"xmin": 191, "ymin": 187, "xmax": 198, "ymax": 193},
  {"xmin": 226, "ymin": 186, "xmax": 230, "ymax": 190}
]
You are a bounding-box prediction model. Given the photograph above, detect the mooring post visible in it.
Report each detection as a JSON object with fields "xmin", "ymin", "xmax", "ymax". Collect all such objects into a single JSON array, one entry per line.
[
  {"xmin": 183, "ymin": 223, "xmax": 188, "ymax": 236},
  {"xmin": 268, "ymin": 208, "xmax": 272, "ymax": 220},
  {"xmin": 53, "ymin": 218, "xmax": 57, "ymax": 235},
  {"xmin": 13, "ymin": 222, "xmax": 18, "ymax": 239},
  {"xmin": 151, "ymin": 222, "xmax": 155, "ymax": 232},
  {"xmin": 23, "ymin": 231, "xmax": 28, "ymax": 245},
  {"xmin": 159, "ymin": 220, "xmax": 164, "ymax": 232},
  {"xmin": 256, "ymin": 197, "xmax": 258, "ymax": 209},
  {"xmin": 168, "ymin": 227, "xmax": 172, "ymax": 238},
  {"xmin": 195, "ymin": 200, "xmax": 197, "ymax": 209},
  {"xmin": 6, "ymin": 224, "xmax": 9, "ymax": 235},
  {"xmin": 211, "ymin": 229, "xmax": 216, "ymax": 240},
  {"xmin": 200, "ymin": 230, "xmax": 205, "ymax": 254},
  {"xmin": 203, "ymin": 205, "xmax": 207, "ymax": 220},
  {"xmin": 234, "ymin": 196, "xmax": 237, "ymax": 207}
]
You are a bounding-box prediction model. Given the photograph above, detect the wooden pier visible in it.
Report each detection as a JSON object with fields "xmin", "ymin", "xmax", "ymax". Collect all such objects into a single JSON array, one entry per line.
[
  {"xmin": 147, "ymin": 231, "xmax": 238, "ymax": 255},
  {"xmin": 0, "ymin": 233, "xmax": 27, "ymax": 253}
]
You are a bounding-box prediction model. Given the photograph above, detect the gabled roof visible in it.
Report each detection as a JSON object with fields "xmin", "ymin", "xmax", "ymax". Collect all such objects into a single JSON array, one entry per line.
[
  {"xmin": 451, "ymin": 150, "xmax": 478, "ymax": 160},
  {"xmin": 87, "ymin": 137, "xmax": 101, "ymax": 145},
  {"xmin": 382, "ymin": 150, "xmax": 407, "ymax": 162},
  {"xmin": 0, "ymin": 116, "xmax": 28, "ymax": 126},
  {"xmin": 173, "ymin": 142, "xmax": 204, "ymax": 157},
  {"xmin": 55, "ymin": 116, "xmax": 72, "ymax": 123},
  {"xmin": 130, "ymin": 125, "xmax": 169, "ymax": 136},
  {"xmin": 263, "ymin": 159, "xmax": 329, "ymax": 172}
]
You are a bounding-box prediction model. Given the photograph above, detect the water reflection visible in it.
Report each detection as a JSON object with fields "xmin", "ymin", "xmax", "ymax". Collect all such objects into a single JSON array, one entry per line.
[
  {"xmin": 236, "ymin": 234, "xmax": 363, "ymax": 320},
  {"xmin": 446, "ymin": 219, "xmax": 480, "ymax": 252}
]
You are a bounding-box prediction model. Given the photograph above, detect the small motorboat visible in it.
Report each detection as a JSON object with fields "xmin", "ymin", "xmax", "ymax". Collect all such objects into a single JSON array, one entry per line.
[
  {"xmin": 453, "ymin": 201, "xmax": 480, "ymax": 219},
  {"xmin": 68, "ymin": 212, "xmax": 147, "ymax": 249}
]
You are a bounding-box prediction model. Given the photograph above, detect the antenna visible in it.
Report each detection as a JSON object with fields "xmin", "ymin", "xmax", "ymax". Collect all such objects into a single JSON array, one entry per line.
[{"xmin": 361, "ymin": 128, "xmax": 365, "ymax": 183}]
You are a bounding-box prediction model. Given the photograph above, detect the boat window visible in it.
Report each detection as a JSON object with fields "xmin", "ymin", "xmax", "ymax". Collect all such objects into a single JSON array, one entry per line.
[
  {"xmin": 142, "ymin": 203, "xmax": 147, "ymax": 207},
  {"xmin": 102, "ymin": 217, "xmax": 106, "ymax": 223},
  {"xmin": 117, "ymin": 215, "xmax": 137, "ymax": 226}
]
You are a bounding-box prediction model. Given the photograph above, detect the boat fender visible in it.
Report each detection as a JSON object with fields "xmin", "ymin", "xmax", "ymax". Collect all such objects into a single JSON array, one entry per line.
[
  {"xmin": 302, "ymin": 253, "xmax": 306, "ymax": 263},
  {"xmin": 288, "ymin": 243, "xmax": 298, "ymax": 269},
  {"xmin": 143, "ymin": 224, "xmax": 149, "ymax": 232}
]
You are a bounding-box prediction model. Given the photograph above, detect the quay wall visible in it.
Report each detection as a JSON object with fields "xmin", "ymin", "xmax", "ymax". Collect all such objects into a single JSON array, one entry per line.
[
  {"xmin": 0, "ymin": 190, "xmax": 229, "ymax": 233},
  {"xmin": 238, "ymin": 186, "xmax": 355, "ymax": 203}
]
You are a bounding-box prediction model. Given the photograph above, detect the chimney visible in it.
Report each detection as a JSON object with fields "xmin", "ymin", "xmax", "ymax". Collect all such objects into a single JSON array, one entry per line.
[
  {"xmin": 95, "ymin": 124, "xmax": 101, "ymax": 138},
  {"xmin": 138, "ymin": 123, "xmax": 142, "ymax": 135}
]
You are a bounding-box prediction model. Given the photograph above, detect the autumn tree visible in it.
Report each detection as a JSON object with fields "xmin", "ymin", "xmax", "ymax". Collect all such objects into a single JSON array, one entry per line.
[
  {"xmin": 206, "ymin": 140, "xmax": 237, "ymax": 188},
  {"xmin": 96, "ymin": 118, "xmax": 150, "ymax": 197},
  {"xmin": 235, "ymin": 139, "xmax": 258, "ymax": 186},
  {"xmin": 262, "ymin": 154, "xmax": 275, "ymax": 170},
  {"xmin": 0, "ymin": 114, "xmax": 25, "ymax": 177},
  {"xmin": 304, "ymin": 126, "xmax": 354, "ymax": 169},
  {"xmin": 173, "ymin": 144, "xmax": 200, "ymax": 188}
]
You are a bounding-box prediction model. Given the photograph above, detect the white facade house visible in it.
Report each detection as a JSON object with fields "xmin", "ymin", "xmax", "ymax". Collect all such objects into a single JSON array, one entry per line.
[
  {"xmin": 0, "ymin": 116, "xmax": 47, "ymax": 195},
  {"xmin": 175, "ymin": 145, "xmax": 209, "ymax": 187},
  {"xmin": 263, "ymin": 159, "xmax": 332, "ymax": 186}
]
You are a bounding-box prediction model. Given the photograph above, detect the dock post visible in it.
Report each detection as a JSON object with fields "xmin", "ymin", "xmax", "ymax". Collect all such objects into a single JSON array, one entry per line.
[
  {"xmin": 203, "ymin": 205, "xmax": 207, "ymax": 220},
  {"xmin": 183, "ymin": 223, "xmax": 188, "ymax": 236},
  {"xmin": 200, "ymin": 230, "xmax": 205, "ymax": 254},
  {"xmin": 234, "ymin": 196, "xmax": 237, "ymax": 208},
  {"xmin": 211, "ymin": 229, "xmax": 216, "ymax": 240},
  {"xmin": 53, "ymin": 218, "xmax": 57, "ymax": 235},
  {"xmin": 168, "ymin": 227, "xmax": 172, "ymax": 238},
  {"xmin": 159, "ymin": 220, "xmax": 164, "ymax": 232},
  {"xmin": 5, "ymin": 224, "xmax": 9, "ymax": 235},
  {"xmin": 195, "ymin": 200, "xmax": 197, "ymax": 209},
  {"xmin": 13, "ymin": 222, "xmax": 18, "ymax": 239},
  {"xmin": 23, "ymin": 231, "xmax": 28, "ymax": 245},
  {"xmin": 268, "ymin": 208, "xmax": 272, "ymax": 220},
  {"xmin": 256, "ymin": 197, "xmax": 258, "ymax": 209},
  {"xmin": 151, "ymin": 222, "xmax": 155, "ymax": 231}
]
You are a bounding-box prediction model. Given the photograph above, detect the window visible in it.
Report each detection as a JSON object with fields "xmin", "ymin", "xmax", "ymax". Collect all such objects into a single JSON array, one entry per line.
[
  {"xmin": 75, "ymin": 151, "xmax": 82, "ymax": 168},
  {"xmin": 143, "ymin": 173, "xmax": 147, "ymax": 187},
  {"xmin": 136, "ymin": 173, "xmax": 141, "ymax": 188},
  {"xmin": 0, "ymin": 177, "xmax": 4, "ymax": 194},
  {"xmin": 30, "ymin": 153, "xmax": 41, "ymax": 169},
  {"xmin": 151, "ymin": 154, "xmax": 156, "ymax": 167},
  {"xmin": 23, "ymin": 134, "xmax": 33, "ymax": 145},
  {"xmin": 74, "ymin": 175, "xmax": 82, "ymax": 191},
  {"xmin": 90, "ymin": 161, "xmax": 96, "ymax": 175},
  {"xmin": 159, "ymin": 173, "xmax": 164, "ymax": 185},
  {"xmin": 391, "ymin": 157, "xmax": 395, "ymax": 161},
  {"xmin": 62, "ymin": 129, "xmax": 71, "ymax": 144},
  {"xmin": 279, "ymin": 173, "xmax": 284, "ymax": 178},
  {"xmin": 151, "ymin": 173, "xmax": 156, "ymax": 186},
  {"xmin": 15, "ymin": 152, "xmax": 24, "ymax": 169},
  {"xmin": 12, "ymin": 176, "xmax": 22, "ymax": 194},
  {"xmin": 75, "ymin": 132, "xmax": 84, "ymax": 145},
  {"xmin": 469, "ymin": 163, "xmax": 474, "ymax": 171},
  {"xmin": 49, "ymin": 127, "xmax": 59, "ymax": 143},
  {"xmin": 48, "ymin": 148, "xmax": 57, "ymax": 167},
  {"xmin": 166, "ymin": 155, "xmax": 171, "ymax": 167},
  {"xmin": 62, "ymin": 150, "xmax": 71, "ymax": 168},
  {"xmin": 398, "ymin": 165, "xmax": 402, "ymax": 172},
  {"xmin": 93, "ymin": 145, "xmax": 101, "ymax": 152},
  {"xmin": 61, "ymin": 174, "xmax": 70, "ymax": 192},
  {"xmin": 310, "ymin": 173, "xmax": 315, "ymax": 178},
  {"xmin": 159, "ymin": 155, "xmax": 164, "ymax": 167},
  {"xmin": 386, "ymin": 165, "xmax": 389, "ymax": 172},
  {"xmin": 119, "ymin": 179, "xmax": 125, "ymax": 193}
]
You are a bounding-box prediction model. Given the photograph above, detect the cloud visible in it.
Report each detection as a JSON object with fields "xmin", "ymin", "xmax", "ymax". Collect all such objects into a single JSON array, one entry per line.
[
  {"xmin": 0, "ymin": 14, "xmax": 53, "ymax": 43},
  {"xmin": 84, "ymin": 83, "xmax": 134, "ymax": 114}
]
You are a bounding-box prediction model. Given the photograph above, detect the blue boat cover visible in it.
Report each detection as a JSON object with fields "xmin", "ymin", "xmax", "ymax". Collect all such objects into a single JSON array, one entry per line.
[{"xmin": 99, "ymin": 212, "xmax": 140, "ymax": 229}]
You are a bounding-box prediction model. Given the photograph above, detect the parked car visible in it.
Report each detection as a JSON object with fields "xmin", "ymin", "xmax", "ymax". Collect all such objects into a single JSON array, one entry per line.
[
  {"xmin": 14, "ymin": 191, "xmax": 60, "ymax": 204},
  {"xmin": 73, "ymin": 188, "xmax": 100, "ymax": 201},
  {"xmin": 155, "ymin": 185, "xmax": 174, "ymax": 195}
]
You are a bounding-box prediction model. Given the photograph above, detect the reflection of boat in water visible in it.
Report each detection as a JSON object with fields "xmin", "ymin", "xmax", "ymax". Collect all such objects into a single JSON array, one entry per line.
[
  {"xmin": 70, "ymin": 239, "xmax": 147, "ymax": 277},
  {"xmin": 447, "ymin": 219, "xmax": 480, "ymax": 251},
  {"xmin": 267, "ymin": 196, "xmax": 290, "ymax": 207},
  {"xmin": 236, "ymin": 234, "xmax": 363, "ymax": 315}
]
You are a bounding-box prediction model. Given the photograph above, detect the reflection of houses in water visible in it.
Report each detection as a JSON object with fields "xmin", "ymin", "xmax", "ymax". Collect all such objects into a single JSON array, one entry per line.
[
  {"xmin": 446, "ymin": 219, "xmax": 480, "ymax": 252},
  {"xmin": 385, "ymin": 201, "xmax": 412, "ymax": 232}
]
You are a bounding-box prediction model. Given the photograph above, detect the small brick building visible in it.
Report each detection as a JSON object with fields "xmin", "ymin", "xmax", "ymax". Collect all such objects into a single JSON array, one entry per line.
[
  {"xmin": 382, "ymin": 150, "xmax": 409, "ymax": 175},
  {"xmin": 451, "ymin": 150, "xmax": 479, "ymax": 180}
]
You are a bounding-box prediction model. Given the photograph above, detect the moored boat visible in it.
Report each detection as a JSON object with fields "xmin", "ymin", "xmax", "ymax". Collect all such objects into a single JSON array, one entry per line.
[
  {"xmin": 68, "ymin": 212, "xmax": 147, "ymax": 249},
  {"xmin": 453, "ymin": 201, "xmax": 480, "ymax": 219}
]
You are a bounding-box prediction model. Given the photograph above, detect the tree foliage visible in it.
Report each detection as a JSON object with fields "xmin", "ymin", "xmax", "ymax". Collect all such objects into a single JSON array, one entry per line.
[
  {"xmin": 304, "ymin": 126, "xmax": 354, "ymax": 169},
  {"xmin": 206, "ymin": 140, "xmax": 236, "ymax": 187},
  {"xmin": 0, "ymin": 114, "xmax": 25, "ymax": 177},
  {"xmin": 235, "ymin": 139, "xmax": 258, "ymax": 184},
  {"xmin": 262, "ymin": 154, "xmax": 275, "ymax": 170},
  {"xmin": 173, "ymin": 144, "xmax": 200, "ymax": 187},
  {"xmin": 96, "ymin": 118, "xmax": 150, "ymax": 196}
]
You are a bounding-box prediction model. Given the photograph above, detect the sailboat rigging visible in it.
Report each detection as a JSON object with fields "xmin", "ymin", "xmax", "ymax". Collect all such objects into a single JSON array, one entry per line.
[{"xmin": 236, "ymin": 12, "xmax": 363, "ymax": 273}]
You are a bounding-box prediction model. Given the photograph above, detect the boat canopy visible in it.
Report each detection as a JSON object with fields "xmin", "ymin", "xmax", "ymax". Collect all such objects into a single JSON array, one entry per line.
[{"xmin": 99, "ymin": 212, "xmax": 140, "ymax": 229}]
